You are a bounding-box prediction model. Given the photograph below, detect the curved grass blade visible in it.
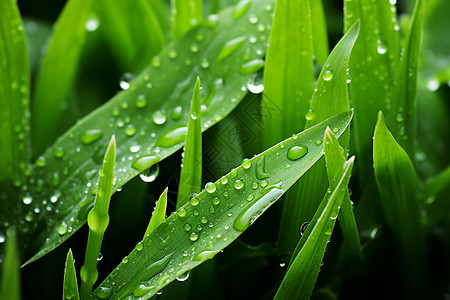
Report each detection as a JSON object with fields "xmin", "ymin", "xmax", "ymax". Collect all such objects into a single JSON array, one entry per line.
[
  {"xmin": 275, "ymin": 156, "xmax": 355, "ymax": 300},
  {"xmin": 31, "ymin": 0, "xmax": 93, "ymax": 155},
  {"xmin": 94, "ymin": 0, "xmax": 165, "ymax": 73},
  {"xmin": 423, "ymin": 165, "xmax": 450, "ymax": 228},
  {"xmin": 21, "ymin": 0, "xmax": 276, "ymax": 265},
  {"xmin": 172, "ymin": 0, "xmax": 202, "ymax": 40},
  {"xmin": 1, "ymin": 228, "xmax": 21, "ymax": 300},
  {"xmin": 262, "ymin": 0, "xmax": 313, "ymax": 147},
  {"xmin": 63, "ymin": 249, "xmax": 80, "ymax": 300},
  {"xmin": 177, "ymin": 77, "xmax": 202, "ymax": 209},
  {"xmin": 80, "ymin": 135, "xmax": 116, "ymax": 298},
  {"xmin": 144, "ymin": 187, "xmax": 168, "ymax": 237},
  {"xmin": 91, "ymin": 111, "xmax": 354, "ymax": 299},
  {"xmin": 388, "ymin": 0, "xmax": 424, "ymax": 156},
  {"xmin": 344, "ymin": 0, "xmax": 400, "ymax": 183},
  {"xmin": 0, "ymin": 0, "xmax": 30, "ymax": 182},
  {"xmin": 277, "ymin": 21, "xmax": 359, "ymax": 252},
  {"xmin": 147, "ymin": 0, "xmax": 170, "ymax": 39},
  {"xmin": 311, "ymin": 0, "xmax": 329, "ymax": 66},
  {"xmin": 324, "ymin": 128, "xmax": 363, "ymax": 262},
  {"xmin": 373, "ymin": 111, "xmax": 426, "ymax": 296}
]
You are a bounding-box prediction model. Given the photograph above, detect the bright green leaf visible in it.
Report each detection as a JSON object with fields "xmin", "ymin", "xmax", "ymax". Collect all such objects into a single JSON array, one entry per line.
[
  {"xmin": 311, "ymin": 0, "xmax": 329, "ymax": 66},
  {"xmin": 1, "ymin": 228, "xmax": 21, "ymax": 300},
  {"xmin": 92, "ymin": 111, "xmax": 354, "ymax": 299},
  {"xmin": 145, "ymin": 187, "xmax": 168, "ymax": 237},
  {"xmin": 63, "ymin": 249, "xmax": 80, "ymax": 300},
  {"xmin": 172, "ymin": 0, "xmax": 202, "ymax": 39}
]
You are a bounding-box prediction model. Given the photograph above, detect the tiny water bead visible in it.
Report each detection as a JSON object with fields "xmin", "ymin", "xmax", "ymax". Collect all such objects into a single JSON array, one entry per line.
[
  {"xmin": 233, "ymin": 0, "xmax": 252, "ymax": 19},
  {"xmin": 205, "ymin": 182, "xmax": 216, "ymax": 193},
  {"xmin": 168, "ymin": 49, "xmax": 178, "ymax": 59},
  {"xmin": 139, "ymin": 164, "xmax": 159, "ymax": 183},
  {"xmin": 213, "ymin": 197, "xmax": 220, "ymax": 205},
  {"xmin": 287, "ymin": 145, "xmax": 308, "ymax": 160},
  {"xmin": 240, "ymin": 59, "xmax": 264, "ymax": 75},
  {"xmin": 122, "ymin": 256, "xmax": 129, "ymax": 264},
  {"xmin": 125, "ymin": 124, "xmax": 137, "ymax": 137},
  {"xmin": 189, "ymin": 232, "xmax": 199, "ymax": 241},
  {"xmin": 233, "ymin": 179, "xmax": 244, "ymax": 190},
  {"xmin": 184, "ymin": 223, "xmax": 192, "ymax": 231},
  {"xmin": 177, "ymin": 208, "xmax": 187, "ymax": 217},
  {"xmin": 323, "ymin": 70, "xmax": 334, "ymax": 81},
  {"xmin": 305, "ymin": 109, "xmax": 315, "ymax": 121},
  {"xmin": 201, "ymin": 216, "xmax": 208, "ymax": 224},
  {"xmin": 176, "ymin": 271, "xmax": 190, "ymax": 282},
  {"xmin": 171, "ymin": 106, "xmax": 183, "ymax": 120},
  {"xmin": 242, "ymin": 158, "xmax": 252, "ymax": 169},
  {"xmin": 152, "ymin": 56, "xmax": 161, "ymax": 68},
  {"xmin": 58, "ymin": 223, "xmax": 68, "ymax": 235},
  {"xmin": 135, "ymin": 242, "xmax": 144, "ymax": 251},
  {"xmin": 376, "ymin": 40, "xmax": 388, "ymax": 55},
  {"xmin": 80, "ymin": 129, "xmax": 103, "ymax": 144},
  {"xmin": 36, "ymin": 156, "xmax": 46, "ymax": 167},
  {"xmin": 133, "ymin": 284, "xmax": 152, "ymax": 297},
  {"xmin": 53, "ymin": 146, "xmax": 65, "ymax": 158},
  {"xmin": 152, "ymin": 110, "xmax": 167, "ymax": 125},
  {"xmin": 220, "ymin": 177, "xmax": 228, "ymax": 185},
  {"xmin": 217, "ymin": 36, "xmax": 246, "ymax": 62},
  {"xmin": 135, "ymin": 95, "xmax": 147, "ymax": 108},
  {"xmin": 132, "ymin": 155, "xmax": 160, "ymax": 172},
  {"xmin": 119, "ymin": 72, "xmax": 134, "ymax": 90},
  {"xmin": 22, "ymin": 196, "xmax": 32, "ymax": 205}
]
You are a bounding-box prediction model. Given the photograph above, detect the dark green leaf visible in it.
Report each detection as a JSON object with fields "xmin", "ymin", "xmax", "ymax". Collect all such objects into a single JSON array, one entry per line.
[
  {"xmin": 1, "ymin": 228, "xmax": 21, "ymax": 300},
  {"xmin": 31, "ymin": 0, "xmax": 94, "ymax": 155},
  {"xmin": 92, "ymin": 111, "xmax": 353, "ymax": 299}
]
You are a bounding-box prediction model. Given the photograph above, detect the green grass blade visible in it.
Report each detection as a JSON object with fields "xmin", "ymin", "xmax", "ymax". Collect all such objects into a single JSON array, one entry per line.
[
  {"xmin": 147, "ymin": 0, "xmax": 171, "ymax": 38},
  {"xmin": 91, "ymin": 111, "xmax": 354, "ymax": 299},
  {"xmin": 344, "ymin": 0, "xmax": 400, "ymax": 183},
  {"xmin": 0, "ymin": 0, "xmax": 30, "ymax": 182},
  {"xmin": 95, "ymin": 0, "xmax": 165, "ymax": 73},
  {"xmin": 63, "ymin": 249, "xmax": 80, "ymax": 300},
  {"xmin": 262, "ymin": 0, "xmax": 313, "ymax": 147},
  {"xmin": 387, "ymin": 0, "xmax": 424, "ymax": 156},
  {"xmin": 324, "ymin": 128, "xmax": 363, "ymax": 261},
  {"xmin": 422, "ymin": 165, "xmax": 450, "ymax": 227},
  {"xmin": 1, "ymin": 228, "xmax": 21, "ymax": 300},
  {"xmin": 80, "ymin": 135, "xmax": 116, "ymax": 299},
  {"xmin": 172, "ymin": 0, "xmax": 202, "ymax": 40},
  {"xmin": 177, "ymin": 77, "xmax": 202, "ymax": 208},
  {"xmin": 311, "ymin": 0, "xmax": 329, "ymax": 66},
  {"xmin": 373, "ymin": 111, "xmax": 426, "ymax": 296},
  {"xmin": 277, "ymin": 21, "xmax": 359, "ymax": 252},
  {"xmin": 275, "ymin": 156, "xmax": 355, "ymax": 300},
  {"xmin": 144, "ymin": 187, "xmax": 168, "ymax": 237},
  {"xmin": 21, "ymin": 0, "xmax": 275, "ymax": 265},
  {"xmin": 31, "ymin": 0, "xmax": 93, "ymax": 156}
]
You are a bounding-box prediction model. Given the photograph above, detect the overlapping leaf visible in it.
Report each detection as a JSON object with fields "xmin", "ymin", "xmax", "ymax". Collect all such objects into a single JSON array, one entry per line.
[
  {"xmin": 20, "ymin": 0, "xmax": 277, "ymax": 266},
  {"xmin": 92, "ymin": 111, "xmax": 353, "ymax": 299}
]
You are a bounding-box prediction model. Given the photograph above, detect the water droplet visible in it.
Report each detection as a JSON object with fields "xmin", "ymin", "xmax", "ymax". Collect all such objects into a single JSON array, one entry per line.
[
  {"xmin": 305, "ymin": 109, "xmax": 315, "ymax": 121},
  {"xmin": 200, "ymin": 216, "xmax": 208, "ymax": 224},
  {"xmin": 152, "ymin": 56, "xmax": 161, "ymax": 68},
  {"xmin": 247, "ymin": 195, "xmax": 254, "ymax": 201},
  {"xmin": 139, "ymin": 164, "xmax": 159, "ymax": 182},
  {"xmin": 96, "ymin": 287, "xmax": 112, "ymax": 299},
  {"xmin": 135, "ymin": 242, "xmax": 144, "ymax": 251},
  {"xmin": 176, "ymin": 271, "xmax": 190, "ymax": 282},
  {"xmin": 248, "ymin": 15, "xmax": 258, "ymax": 24},
  {"xmin": 119, "ymin": 72, "xmax": 134, "ymax": 90},
  {"xmin": 190, "ymin": 44, "xmax": 199, "ymax": 53},
  {"xmin": 177, "ymin": 208, "xmax": 187, "ymax": 217},
  {"xmin": 220, "ymin": 177, "xmax": 228, "ymax": 185},
  {"xmin": 171, "ymin": 106, "xmax": 183, "ymax": 120},
  {"xmin": 189, "ymin": 232, "xmax": 198, "ymax": 241},
  {"xmin": 122, "ymin": 256, "xmax": 129, "ymax": 264},
  {"xmin": 135, "ymin": 95, "xmax": 147, "ymax": 108},
  {"xmin": 247, "ymin": 75, "xmax": 264, "ymax": 94},
  {"xmin": 36, "ymin": 156, "xmax": 46, "ymax": 167},
  {"xmin": 217, "ymin": 36, "xmax": 246, "ymax": 62},
  {"xmin": 132, "ymin": 155, "xmax": 160, "ymax": 172},
  {"xmin": 58, "ymin": 223, "xmax": 68, "ymax": 235},
  {"xmin": 242, "ymin": 158, "xmax": 251, "ymax": 169},
  {"xmin": 287, "ymin": 145, "xmax": 308, "ymax": 160},
  {"xmin": 130, "ymin": 144, "xmax": 141, "ymax": 153},
  {"xmin": 323, "ymin": 70, "xmax": 334, "ymax": 81},
  {"xmin": 233, "ymin": 179, "xmax": 245, "ymax": 190},
  {"xmin": 125, "ymin": 124, "xmax": 137, "ymax": 137},
  {"xmin": 85, "ymin": 18, "xmax": 99, "ymax": 31},
  {"xmin": 23, "ymin": 196, "xmax": 32, "ymax": 205},
  {"xmin": 193, "ymin": 249, "xmax": 221, "ymax": 261},
  {"xmin": 152, "ymin": 110, "xmax": 167, "ymax": 125},
  {"xmin": 97, "ymin": 252, "xmax": 103, "ymax": 261},
  {"xmin": 190, "ymin": 195, "xmax": 199, "ymax": 206},
  {"xmin": 315, "ymin": 140, "xmax": 322, "ymax": 146},
  {"xmin": 252, "ymin": 182, "xmax": 258, "ymax": 189},
  {"xmin": 213, "ymin": 197, "xmax": 220, "ymax": 205},
  {"xmin": 240, "ymin": 59, "xmax": 264, "ymax": 75},
  {"xmin": 233, "ymin": 0, "xmax": 251, "ymax": 19},
  {"xmin": 184, "ymin": 223, "xmax": 192, "ymax": 231},
  {"xmin": 53, "ymin": 146, "xmax": 65, "ymax": 158},
  {"xmin": 234, "ymin": 188, "xmax": 285, "ymax": 231},
  {"xmin": 256, "ymin": 156, "xmax": 269, "ymax": 179},
  {"xmin": 168, "ymin": 49, "xmax": 178, "ymax": 59},
  {"xmin": 376, "ymin": 40, "xmax": 388, "ymax": 55},
  {"xmin": 301, "ymin": 222, "xmax": 309, "ymax": 235},
  {"xmin": 427, "ymin": 78, "xmax": 439, "ymax": 91},
  {"xmin": 205, "ymin": 182, "xmax": 216, "ymax": 193},
  {"xmin": 80, "ymin": 129, "xmax": 103, "ymax": 144},
  {"xmin": 0, "ymin": 235, "xmax": 5, "ymax": 243},
  {"xmin": 133, "ymin": 284, "xmax": 152, "ymax": 297},
  {"xmin": 201, "ymin": 58, "xmax": 210, "ymax": 69},
  {"xmin": 261, "ymin": 180, "xmax": 268, "ymax": 188},
  {"xmin": 396, "ymin": 113, "xmax": 404, "ymax": 122},
  {"xmin": 156, "ymin": 126, "xmax": 187, "ymax": 147}
]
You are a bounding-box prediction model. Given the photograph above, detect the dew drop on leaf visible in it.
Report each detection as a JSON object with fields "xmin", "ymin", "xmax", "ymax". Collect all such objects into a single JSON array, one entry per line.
[
  {"xmin": 80, "ymin": 129, "xmax": 103, "ymax": 144},
  {"xmin": 189, "ymin": 232, "xmax": 198, "ymax": 241},
  {"xmin": 205, "ymin": 182, "xmax": 216, "ymax": 193},
  {"xmin": 287, "ymin": 145, "xmax": 308, "ymax": 160},
  {"xmin": 152, "ymin": 110, "xmax": 167, "ymax": 125},
  {"xmin": 233, "ymin": 179, "xmax": 244, "ymax": 190},
  {"xmin": 323, "ymin": 70, "xmax": 334, "ymax": 81},
  {"xmin": 139, "ymin": 164, "xmax": 159, "ymax": 183},
  {"xmin": 135, "ymin": 95, "xmax": 147, "ymax": 108}
]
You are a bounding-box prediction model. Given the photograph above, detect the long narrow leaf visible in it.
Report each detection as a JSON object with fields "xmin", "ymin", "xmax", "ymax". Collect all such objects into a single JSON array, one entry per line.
[
  {"xmin": 21, "ymin": 0, "xmax": 276, "ymax": 265},
  {"xmin": 388, "ymin": 0, "xmax": 424, "ymax": 156},
  {"xmin": 172, "ymin": 0, "xmax": 202, "ymax": 39},
  {"xmin": 144, "ymin": 187, "xmax": 168, "ymax": 237},
  {"xmin": 262, "ymin": 0, "xmax": 313, "ymax": 147},
  {"xmin": 373, "ymin": 111, "xmax": 426, "ymax": 296},
  {"xmin": 1, "ymin": 228, "xmax": 21, "ymax": 300},
  {"xmin": 275, "ymin": 156, "xmax": 355, "ymax": 300},
  {"xmin": 92, "ymin": 111, "xmax": 354, "ymax": 299},
  {"xmin": 324, "ymin": 128, "xmax": 363, "ymax": 261},
  {"xmin": 80, "ymin": 135, "xmax": 116, "ymax": 298},
  {"xmin": 277, "ymin": 21, "xmax": 359, "ymax": 251},
  {"xmin": 177, "ymin": 77, "xmax": 202, "ymax": 208},
  {"xmin": 311, "ymin": 0, "xmax": 329, "ymax": 66},
  {"xmin": 31, "ymin": 0, "xmax": 93, "ymax": 155},
  {"xmin": 63, "ymin": 249, "xmax": 80, "ymax": 300}
]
